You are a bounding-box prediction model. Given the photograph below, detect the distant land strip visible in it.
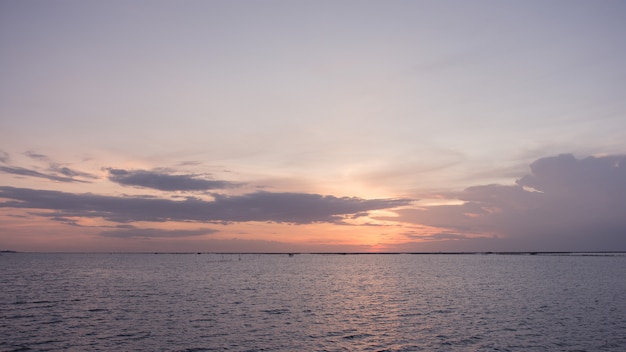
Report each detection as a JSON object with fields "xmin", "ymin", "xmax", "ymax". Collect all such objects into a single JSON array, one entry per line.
[{"xmin": 2, "ymin": 250, "xmax": 625, "ymax": 256}]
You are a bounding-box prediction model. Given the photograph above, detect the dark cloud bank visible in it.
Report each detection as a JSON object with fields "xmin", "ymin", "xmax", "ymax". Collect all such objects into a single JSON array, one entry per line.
[
  {"xmin": 389, "ymin": 154, "xmax": 626, "ymax": 251},
  {"xmin": 0, "ymin": 187, "xmax": 409, "ymax": 225}
]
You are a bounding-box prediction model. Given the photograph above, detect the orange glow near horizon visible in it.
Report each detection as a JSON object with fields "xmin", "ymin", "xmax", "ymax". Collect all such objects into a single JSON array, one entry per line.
[{"xmin": 0, "ymin": 205, "xmax": 455, "ymax": 253}]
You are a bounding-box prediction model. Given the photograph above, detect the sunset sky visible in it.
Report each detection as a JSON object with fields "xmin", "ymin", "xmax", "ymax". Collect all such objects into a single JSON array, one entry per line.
[{"xmin": 1, "ymin": 0, "xmax": 626, "ymax": 252}]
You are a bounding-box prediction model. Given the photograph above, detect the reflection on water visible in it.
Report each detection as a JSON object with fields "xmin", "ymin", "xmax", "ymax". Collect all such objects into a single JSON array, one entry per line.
[{"xmin": 1, "ymin": 253, "xmax": 625, "ymax": 351}]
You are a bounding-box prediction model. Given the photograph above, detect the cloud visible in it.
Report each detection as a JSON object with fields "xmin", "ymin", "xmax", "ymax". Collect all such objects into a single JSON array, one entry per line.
[
  {"xmin": 99, "ymin": 226, "xmax": 218, "ymax": 238},
  {"xmin": 48, "ymin": 215, "xmax": 81, "ymax": 226},
  {"xmin": 106, "ymin": 168, "xmax": 241, "ymax": 191},
  {"xmin": 410, "ymin": 232, "xmax": 471, "ymax": 241},
  {"xmin": 24, "ymin": 151, "xmax": 49, "ymax": 161},
  {"xmin": 0, "ymin": 165, "xmax": 90, "ymax": 183},
  {"xmin": 0, "ymin": 152, "xmax": 96, "ymax": 182},
  {"xmin": 0, "ymin": 150, "xmax": 9, "ymax": 163},
  {"xmin": 49, "ymin": 164, "xmax": 98, "ymax": 179},
  {"xmin": 391, "ymin": 154, "xmax": 626, "ymax": 251},
  {"xmin": 0, "ymin": 186, "xmax": 411, "ymax": 225}
]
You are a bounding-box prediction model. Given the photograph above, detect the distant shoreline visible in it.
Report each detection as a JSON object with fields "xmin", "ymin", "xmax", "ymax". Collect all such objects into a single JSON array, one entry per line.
[{"xmin": 2, "ymin": 251, "xmax": 625, "ymax": 256}]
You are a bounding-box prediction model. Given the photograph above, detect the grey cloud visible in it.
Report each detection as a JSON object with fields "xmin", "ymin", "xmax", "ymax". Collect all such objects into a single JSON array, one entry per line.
[
  {"xmin": 0, "ymin": 151, "xmax": 96, "ymax": 182},
  {"xmin": 99, "ymin": 226, "xmax": 218, "ymax": 238},
  {"xmin": 402, "ymin": 231, "xmax": 473, "ymax": 241},
  {"xmin": 24, "ymin": 151, "xmax": 48, "ymax": 160},
  {"xmin": 0, "ymin": 186, "xmax": 411, "ymax": 225},
  {"xmin": 391, "ymin": 154, "xmax": 626, "ymax": 251},
  {"xmin": 48, "ymin": 215, "xmax": 81, "ymax": 226},
  {"xmin": 0, "ymin": 150, "xmax": 9, "ymax": 163},
  {"xmin": 0, "ymin": 165, "xmax": 89, "ymax": 183},
  {"xmin": 427, "ymin": 233, "xmax": 469, "ymax": 241},
  {"xmin": 49, "ymin": 164, "xmax": 98, "ymax": 179},
  {"xmin": 517, "ymin": 154, "xmax": 626, "ymax": 199},
  {"xmin": 177, "ymin": 161, "xmax": 202, "ymax": 166},
  {"xmin": 107, "ymin": 168, "xmax": 241, "ymax": 191}
]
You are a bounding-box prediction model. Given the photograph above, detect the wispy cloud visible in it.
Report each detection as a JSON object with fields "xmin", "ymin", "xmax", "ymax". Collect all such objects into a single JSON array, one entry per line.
[
  {"xmin": 106, "ymin": 168, "xmax": 241, "ymax": 191},
  {"xmin": 0, "ymin": 150, "xmax": 9, "ymax": 163},
  {"xmin": 0, "ymin": 151, "xmax": 97, "ymax": 182},
  {"xmin": 0, "ymin": 165, "xmax": 90, "ymax": 183},
  {"xmin": 405, "ymin": 232, "xmax": 471, "ymax": 241},
  {"xmin": 0, "ymin": 187, "xmax": 411, "ymax": 225},
  {"xmin": 99, "ymin": 226, "xmax": 218, "ymax": 239},
  {"xmin": 24, "ymin": 150, "xmax": 49, "ymax": 161},
  {"xmin": 49, "ymin": 164, "xmax": 98, "ymax": 179}
]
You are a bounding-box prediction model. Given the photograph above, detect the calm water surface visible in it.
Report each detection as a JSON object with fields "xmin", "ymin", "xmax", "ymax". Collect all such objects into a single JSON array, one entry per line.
[{"xmin": 1, "ymin": 253, "xmax": 625, "ymax": 351}]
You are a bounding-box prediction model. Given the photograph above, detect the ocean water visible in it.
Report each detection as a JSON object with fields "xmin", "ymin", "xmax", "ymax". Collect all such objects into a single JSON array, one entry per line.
[{"xmin": 1, "ymin": 253, "xmax": 625, "ymax": 351}]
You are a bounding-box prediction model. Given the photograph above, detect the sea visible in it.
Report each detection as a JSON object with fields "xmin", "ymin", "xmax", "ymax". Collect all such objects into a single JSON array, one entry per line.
[{"xmin": 1, "ymin": 252, "xmax": 625, "ymax": 351}]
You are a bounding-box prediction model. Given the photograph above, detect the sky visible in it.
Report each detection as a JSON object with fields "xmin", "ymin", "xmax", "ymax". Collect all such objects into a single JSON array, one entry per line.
[{"xmin": 1, "ymin": 0, "xmax": 626, "ymax": 252}]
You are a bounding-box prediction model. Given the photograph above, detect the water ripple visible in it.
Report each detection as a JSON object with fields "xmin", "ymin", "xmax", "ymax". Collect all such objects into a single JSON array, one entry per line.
[{"xmin": 1, "ymin": 253, "xmax": 625, "ymax": 351}]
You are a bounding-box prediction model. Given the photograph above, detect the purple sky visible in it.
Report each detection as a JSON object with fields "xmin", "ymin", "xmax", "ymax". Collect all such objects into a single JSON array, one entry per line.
[{"xmin": 1, "ymin": 1, "xmax": 626, "ymax": 252}]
